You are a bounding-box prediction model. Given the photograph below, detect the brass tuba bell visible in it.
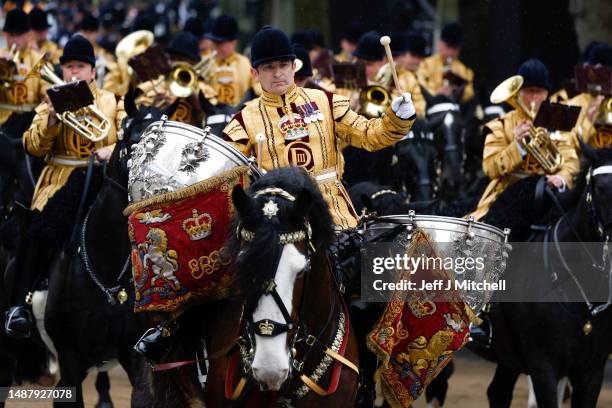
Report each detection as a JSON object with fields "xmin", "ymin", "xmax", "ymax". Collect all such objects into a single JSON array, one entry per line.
[{"xmin": 490, "ymin": 75, "xmax": 564, "ymax": 173}]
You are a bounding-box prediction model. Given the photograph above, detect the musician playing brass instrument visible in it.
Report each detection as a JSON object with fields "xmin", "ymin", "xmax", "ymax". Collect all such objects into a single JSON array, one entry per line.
[
  {"xmin": 28, "ymin": 7, "xmax": 62, "ymax": 64},
  {"xmin": 470, "ymin": 59, "xmax": 580, "ymax": 221},
  {"xmin": 417, "ymin": 23, "xmax": 474, "ymax": 102},
  {"xmin": 204, "ymin": 14, "xmax": 259, "ymax": 106},
  {"xmin": 4, "ymin": 36, "xmax": 125, "ymax": 338},
  {"xmin": 0, "ymin": 9, "xmax": 46, "ymax": 125},
  {"xmin": 135, "ymin": 32, "xmax": 217, "ymax": 125},
  {"xmin": 566, "ymin": 44, "xmax": 612, "ymax": 148}
]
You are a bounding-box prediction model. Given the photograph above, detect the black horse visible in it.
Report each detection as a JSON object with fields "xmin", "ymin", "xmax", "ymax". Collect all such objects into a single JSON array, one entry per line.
[
  {"xmin": 393, "ymin": 130, "xmax": 439, "ymax": 203},
  {"xmin": 0, "ymin": 112, "xmax": 41, "ymax": 217},
  {"xmin": 423, "ymin": 95, "xmax": 466, "ymax": 200},
  {"xmin": 22, "ymin": 96, "xmax": 176, "ymax": 407},
  {"xmin": 476, "ymin": 145, "xmax": 612, "ymax": 408}
]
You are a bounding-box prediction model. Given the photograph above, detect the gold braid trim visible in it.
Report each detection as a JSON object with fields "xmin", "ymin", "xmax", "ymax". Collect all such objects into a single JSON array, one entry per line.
[{"xmin": 123, "ymin": 166, "xmax": 251, "ymax": 216}]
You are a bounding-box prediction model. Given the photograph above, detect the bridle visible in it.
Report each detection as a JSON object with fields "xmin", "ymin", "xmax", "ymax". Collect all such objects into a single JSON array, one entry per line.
[{"xmin": 228, "ymin": 186, "xmax": 358, "ymax": 401}]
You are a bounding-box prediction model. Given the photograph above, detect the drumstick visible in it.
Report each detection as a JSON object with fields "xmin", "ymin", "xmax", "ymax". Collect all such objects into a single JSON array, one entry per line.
[
  {"xmin": 379, "ymin": 36, "xmax": 404, "ymax": 94},
  {"xmin": 256, "ymin": 133, "xmax": 265, "ymax": 171}
]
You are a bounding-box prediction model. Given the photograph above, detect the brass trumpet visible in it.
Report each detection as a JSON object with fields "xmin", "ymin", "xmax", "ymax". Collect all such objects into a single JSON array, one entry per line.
[
  {"xmin": 359, "ymin": 84, "xmax": 391, "ymax": 118},
  {"xmin": 490, "ymin": 75, "xmax": 564, "ymax": 173},
  {"xmin": 27, "ymin": 54, "xmax": 111, "ymax": 143},
  {"xmin": 167, "ymin": 51, "xmax": 217, "ymax": 98}
]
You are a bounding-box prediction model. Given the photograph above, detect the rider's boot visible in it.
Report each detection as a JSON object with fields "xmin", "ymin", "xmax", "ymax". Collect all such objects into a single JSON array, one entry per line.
[
  {"xmin": 468, "ymin": 303, "xmax": 493, "ymax": 349},
  {"xmin": 134, "ymin": 317, "xmax": 180, "ymax": 364}
]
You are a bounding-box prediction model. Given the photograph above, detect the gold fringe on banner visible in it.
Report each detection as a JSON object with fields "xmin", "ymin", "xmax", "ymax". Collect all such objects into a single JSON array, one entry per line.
[{"xmin": 123, "ymin": 166, "xmax": 252, "ymax": 216}]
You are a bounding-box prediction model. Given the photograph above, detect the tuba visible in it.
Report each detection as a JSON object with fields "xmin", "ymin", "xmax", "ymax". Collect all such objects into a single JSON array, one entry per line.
[
  {"xmin": 490, "ymin": 75, "xmax": 564, "ymax": 173},
  {"xmin": 27, "ymin": 54, "xmax": 111, "ymax": 143},
  {"xmin": 167, "ymin": 51, "xmax": 217, "ymax": 98}
]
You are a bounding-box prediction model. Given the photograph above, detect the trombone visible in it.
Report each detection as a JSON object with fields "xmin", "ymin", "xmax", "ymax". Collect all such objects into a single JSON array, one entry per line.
[
  {"xmin": 490, "ymin": 75, "xmax": 564, "ymax": 173},
  {"xmin": 27, "ymin": 54, "xmax": 111, "ymax": 143}
]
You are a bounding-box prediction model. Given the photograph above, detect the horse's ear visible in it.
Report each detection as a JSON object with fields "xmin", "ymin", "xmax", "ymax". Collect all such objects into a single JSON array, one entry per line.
[
  {"xmin": 199, "ymin": 90, "xmax": 216, "ymax": 117},
  {"xmin": 124, "ymin": 86, "xmax": 137, "ymax": 117},
  {"xmin": 294, "ymin": 188, "xmax": 312, "ymax": 220},
  {"xmin": 361, "ymin": 194, "xmax": 373, "ymax": 213},
  {"xmin": 232, "ymin": 185, "xmax": 254, "ymax": 219},
  {"xmin": 578, "ymin": 135, "xmax": 599, "ymax": 164},
  {"xmin": 163, "ymin": 98, "xmax": 180, "ymax": 118}
]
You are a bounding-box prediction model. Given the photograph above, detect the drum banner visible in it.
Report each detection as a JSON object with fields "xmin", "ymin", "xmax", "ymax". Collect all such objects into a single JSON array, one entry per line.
[
  {"xmin": 366, "ymin": 229, "xmax": 475, "ymax": 408},
  {"xmin": 125, "ymin": 166, "xmax": 250, "ymax": 313}
]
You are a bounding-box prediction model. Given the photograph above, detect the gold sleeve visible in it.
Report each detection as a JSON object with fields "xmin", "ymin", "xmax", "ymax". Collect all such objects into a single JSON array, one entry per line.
[
  {"xmin": 23, "ymin": 103, "xmax": 61, "ymax": 157},
  {"xmin": 417, "ymin": 57, "xmax": 436, "ymax": 97},
  {"xmin": 481, "ymin": 118, "xmax": 524, "ymax": 179},
  {"xmin": 332, "ymin": 94, "xmax": 414, "ymax": 151},
  {"xmin": 554, "ymin": 132, "xmax": 580, "ymax": 189},
  {"xmin": 222, "ymin": 115, "xmax": 252, "ymax": 156}
]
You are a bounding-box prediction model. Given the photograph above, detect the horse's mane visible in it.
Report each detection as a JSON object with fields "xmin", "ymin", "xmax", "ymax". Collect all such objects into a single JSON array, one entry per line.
[{"xmin": 229, "ymin": 167, "xmax": 334, "ymax": 303}]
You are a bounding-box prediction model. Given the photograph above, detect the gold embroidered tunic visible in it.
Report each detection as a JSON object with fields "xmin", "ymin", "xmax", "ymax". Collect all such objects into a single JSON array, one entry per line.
[
  {"xmin": 469, "ymin": 109, "xmax": 580, "ymax": 220},
  {"xmin": 417, "ymin": 53, "xmax": 474, "ymax": 102},
  {"xmin": 223, "ymin": 84, "xmax": 414, "ymax": 228},
  {"xmin": 0, "ymin": 46, "xmax": 46, "ymax": 125},
  {"xmin": 209, "ymin": 52, "xmax": 258, "ymax": 106},
  {"xmin": 23, "ymin": 82, "xmax": 125, "ymax": 211}
]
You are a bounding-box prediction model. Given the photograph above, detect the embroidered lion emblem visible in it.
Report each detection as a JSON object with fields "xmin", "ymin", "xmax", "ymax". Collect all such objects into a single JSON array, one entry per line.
[{"xmin": 139, "ymin": 228, "xmax": 181, "ymax": 290}]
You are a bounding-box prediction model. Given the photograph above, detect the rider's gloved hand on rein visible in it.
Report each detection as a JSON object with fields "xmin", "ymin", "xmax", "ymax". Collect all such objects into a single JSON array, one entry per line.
[{"xmin": 391, "ymin": 92, "xmax": 416, "ymax": 120}]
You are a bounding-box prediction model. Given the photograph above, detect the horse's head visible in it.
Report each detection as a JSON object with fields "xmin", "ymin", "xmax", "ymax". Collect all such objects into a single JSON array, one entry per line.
[
  {"xmin": 580, "ymin": 142, "xmax": 612, "ymax": 240},
  {"xmin": 230, "ymin": 166, "xmax": 334, "ymax": 391},
  {"xmin": 426, "ymin": 96, "xmax": 465, "ymax": 199},
  {"xmin": 395, "ymin": 133, "xmax": 439, "ymax": 202}
]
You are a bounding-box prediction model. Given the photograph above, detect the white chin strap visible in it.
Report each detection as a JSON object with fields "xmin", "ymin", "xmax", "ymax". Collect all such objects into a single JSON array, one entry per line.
[{"xmin": 592, "ymin": 165, "xmax": 612, "ymax": 177}]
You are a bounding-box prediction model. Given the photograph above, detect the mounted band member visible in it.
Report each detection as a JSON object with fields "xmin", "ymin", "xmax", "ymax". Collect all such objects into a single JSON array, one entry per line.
[
  {"xmin": 377, "ymin": 31, "xmax": 427, "ymax": 117},
  {"xmin": 469, "ymin": 59, "xmax": 580, "ymax": 221},
  {"xmin": 0, "ymin": 8, "xmax": 46, "ymax": 126},
  {"xmin": 417, "ymin": 22, "xmax": 474, "ymax": 103},
  {"xmin": 78, "ymin": 13, "xmax": 116, "ymax": 92},
  {"xmin": 135, "ymin": 32, "xmax": 217, "ymax": 126},
  {"xmin": 223, "ymin": 26, "xmax": 416, "ymax": 228},
  {"xmin": 4, "ymin": 35, "xmax": 126, "ymax": 339},
  {"xmin": 28, "ymin": 6, "xmax": 62, "ymax": 64},
  {"xmin": 566, "ymin": 43, "xmax": 612, "ymax": 148},
  {"xmin": 204, "ymin": 14, "xmax": 259, "ymax": 106}
]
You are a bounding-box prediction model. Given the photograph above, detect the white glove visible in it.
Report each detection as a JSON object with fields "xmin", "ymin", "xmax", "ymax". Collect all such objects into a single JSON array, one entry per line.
[{"xmin": 391, "ymin": 92, "xmax": 416, "ymax": 120}]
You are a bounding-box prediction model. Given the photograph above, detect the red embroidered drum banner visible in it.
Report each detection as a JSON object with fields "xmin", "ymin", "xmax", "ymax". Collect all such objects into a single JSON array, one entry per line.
[
  {"xmin": 124, "ymin": 167, "xmax": 250, "ymax": 313},
  {"xmin": 367, "ymin": 230, "xmax": 475, "ymax": 408}
]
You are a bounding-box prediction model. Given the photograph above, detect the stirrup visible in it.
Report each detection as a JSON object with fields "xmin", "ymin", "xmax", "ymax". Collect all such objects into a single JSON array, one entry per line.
[{"xmin": 4, "ymin": 306, "xmax": 33, "ymax": 339}]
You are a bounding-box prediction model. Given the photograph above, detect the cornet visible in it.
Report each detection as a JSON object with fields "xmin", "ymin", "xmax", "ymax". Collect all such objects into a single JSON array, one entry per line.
[
  {"xmin": 27, "ymin": 54, "xmax": 111, "ymax": 143},
  {"xmin": 167, "ymin": 51, "xmax": 217, "ymax": 98}
]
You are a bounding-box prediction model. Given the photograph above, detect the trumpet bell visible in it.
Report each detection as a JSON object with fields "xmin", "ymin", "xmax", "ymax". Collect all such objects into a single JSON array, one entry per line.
[{"xmin": 359, "ymin": 85, "xmax": 391, "ymax": 118}]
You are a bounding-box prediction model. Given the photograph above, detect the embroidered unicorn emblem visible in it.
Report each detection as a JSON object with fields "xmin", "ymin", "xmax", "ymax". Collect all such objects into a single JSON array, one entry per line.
[{"xmin": 139, "ymin": 228, "xmax": 181, "ymax": 290}]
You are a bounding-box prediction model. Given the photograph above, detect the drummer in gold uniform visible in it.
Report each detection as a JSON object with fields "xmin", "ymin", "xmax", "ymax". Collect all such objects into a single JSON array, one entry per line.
[
  {"xmin": 417, "ymin": 23, "xmax": 474, "ymax": 102},
  {"xmin": 0, "ymin": 8, "xmax": 46, "ymax": 126},
  {"xmin": 377, "ymin": 32, "xmax": 427, "ymax": 117},
  {"xmin": 28, "ymin": 7, "xmax": 62, "ymax": 64},
  {"xmin": 135, "ymin": 32, "xmax": 217, "ymax": 126},
  {"xmin": 223, "ymin": 26, "xmax": 416, "ymax": 229},
  {"xmin": 470, "ymin": 59, "xmax": 580, "ymax": 221},
  {"xmin": 4, "ymin": 35, "xmax": 126, "ymax": 338},
  {"xmin": 205, "ymin": 14, "xmax": 258, "ymax": 106}
]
